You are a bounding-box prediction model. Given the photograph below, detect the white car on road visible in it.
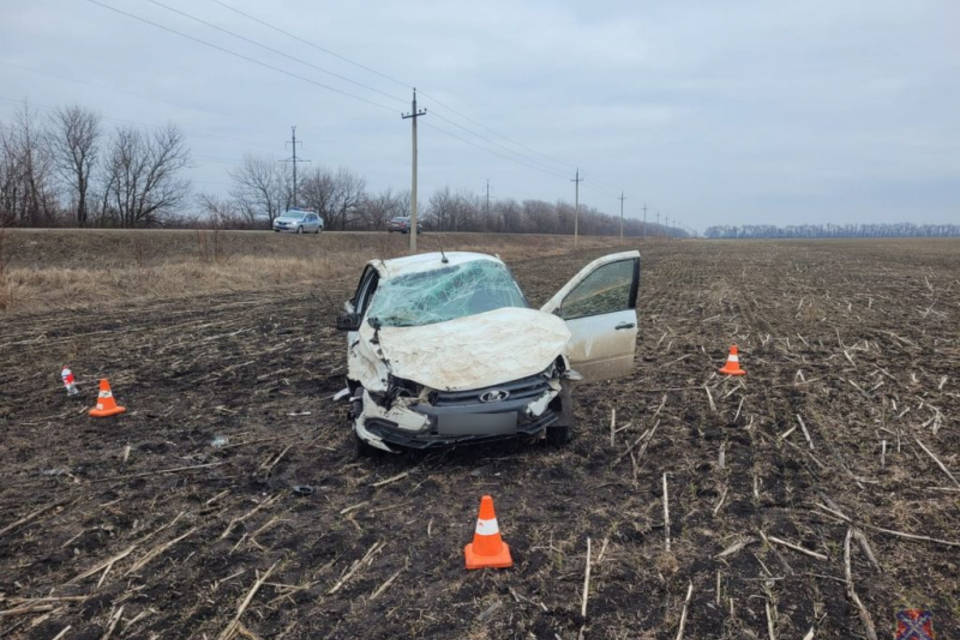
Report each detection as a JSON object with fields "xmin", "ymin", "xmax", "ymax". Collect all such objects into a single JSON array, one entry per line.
[
  {"xmin": 273, "ymin": 209, "xmax": 324, "ymax": 234},
  {"xmin": 335, "ymin": 250, "xmax": 640, "ymax": 453}
]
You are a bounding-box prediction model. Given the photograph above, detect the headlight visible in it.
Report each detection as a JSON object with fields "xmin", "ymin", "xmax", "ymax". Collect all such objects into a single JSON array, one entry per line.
[{"xmin": 387, "ymin": 375, "xmax": 424, "ymax": 399}]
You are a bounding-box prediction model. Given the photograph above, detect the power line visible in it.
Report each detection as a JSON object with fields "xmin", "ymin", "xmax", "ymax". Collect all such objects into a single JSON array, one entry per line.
[
  {"xmin": 283, "ymin": 125, "xmax": 310, "ymax": 207},
  {"xmin": 427, "ymin": 109, "xmax": 570, "ymax": 179},
  {"xmin": 209, "ymin": 0, "xmax": 411, "ymax": 90},
  {"xmin": 80, "ymin": 0, "xmax": 662, "ymax": 216},
  {"xmin": 83, "ymin": 0, "xmax": 399, "ymax": 113},
  {"xmin": 571, "ymin": 168, "xmax": 583, "ymax": 247},
  {"xmin": 83, "ymin": 1, "xmax": 578, "ymax": 189},
  {"xmin": 202, "ymin": 1, "xmax": 584, "ymax": 180},
  {"xmin": 421, "ymin": 121, "xmax": 568, "ymax": 180},
  {"xmin": 618, "ymin": 191, "xmax": 626, "ymax": 244},
  {"xmin": 144, "ymin": 0, "xmax": 407, "ymax": 106},
  {"xmin": 401, "ymin": 89, "xmax": 427, "ymax": 252},
  {"xmin": 418, "ymin": 90, "xmax": 576, "ymax": 173}
]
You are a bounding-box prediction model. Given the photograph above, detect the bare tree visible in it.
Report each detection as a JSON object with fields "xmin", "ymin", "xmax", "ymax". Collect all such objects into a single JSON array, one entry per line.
[
  {"xmin": 102, "ymin": 124, "xmax": 190, "ymax": 227},
  {"xmin": 300, "ymin": 168, "xmax": 335, "ymax": 222},
  {"xmin": 197, "ymin": 192, "xmax": 247, "ymax": 228},
  {"xmin": 301, "ymin": 167, "xmax": 366, "ymax": 229},
  {"xmin": 0, "ymin": 120, "xmax": 17, "ymax": 225},
  {"xmin": 0, "ymin": 104, "xmax": 57, "ymax": 226},
  {"xmin": 50, "ymin": 105, "xmax": 100, "ymax": 226},
  {"xmin": 495, "ymin": 198, "xmax": 522, "ymax": 233},
  {"xmin": 328, "ymin": 168, "xmax": 366, "ymax": 230},
  {"xmin": 229, "ymin": 155, "xmax": 290, "ymax": 224},
  {"xmin": 359, "ymin": 188, "xmax": 407, "ymax": 230}
]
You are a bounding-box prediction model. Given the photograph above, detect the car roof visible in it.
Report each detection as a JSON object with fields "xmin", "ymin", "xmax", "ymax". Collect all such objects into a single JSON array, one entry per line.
[{"xmin": 370, "ymin": 251, "xmax": 503, "ymax": 279}]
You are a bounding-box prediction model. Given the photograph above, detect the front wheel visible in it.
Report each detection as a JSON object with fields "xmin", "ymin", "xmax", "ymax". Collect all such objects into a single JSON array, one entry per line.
[
  {"xmin": 546, "ymin": 380, "xmax": 575, "ymax": 446},
  {"xmin": 297, "ymin": 226, "xmax": 304, "ymax": 234},
  {"xmin": 355, "ymin": 432, "xmax": 384, "ymax": 458},
  {"xmin": 546, "ymin": 424, "xmax": 571, "ymax": 445}
]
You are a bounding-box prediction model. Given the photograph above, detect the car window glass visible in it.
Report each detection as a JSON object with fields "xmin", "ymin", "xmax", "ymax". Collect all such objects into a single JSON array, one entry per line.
[
  {"xmin": 366, "ymin": 260, "xmax": 526, "ymax": 327},
  {"xmin": 560, "ymin": 260, "xmax": 633, "ymax": 320}
]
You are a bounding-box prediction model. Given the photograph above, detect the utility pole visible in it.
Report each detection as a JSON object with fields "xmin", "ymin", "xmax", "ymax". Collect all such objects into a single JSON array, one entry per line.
[
  {"xmin": 485, "ymin": 179, "xmax": 490, "ymax": 216},
  {"xmin": 618, "ymin": 192, "xmax": 626, "ymax": 244},
  {"xmin": 571, "ymin": 168, "xmax": 583, "ymax": 247},
  {"xmin": 284, "ymin": 125, "xmax": 309, "ymax": 208},
  {"xmin": 401, "ymin": 88, "xmax": 427, "ymax": 252},
  {"xmin": 642, "ymin": 203, "xmax": 648, "ymax": 239},
  {"xmin": 656, "ymin": 210, "xmax": 661, "ymax": 237}
]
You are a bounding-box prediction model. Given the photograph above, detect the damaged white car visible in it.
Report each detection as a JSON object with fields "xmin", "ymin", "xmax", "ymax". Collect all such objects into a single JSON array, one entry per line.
[{"xmin": 335, "ymin": 250, "xmax": 640, "ymax": 453}]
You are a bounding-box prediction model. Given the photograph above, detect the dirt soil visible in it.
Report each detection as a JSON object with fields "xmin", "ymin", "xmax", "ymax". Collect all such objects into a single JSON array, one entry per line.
[{"xmin": 1, "ymin": 239, "xmax": 958, "ymax": 639}]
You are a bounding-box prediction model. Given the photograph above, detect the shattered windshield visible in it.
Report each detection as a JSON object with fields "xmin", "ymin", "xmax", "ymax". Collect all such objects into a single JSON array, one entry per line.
[{"xmin": 366, "ymin": 259, "xmax": 527, "ymax": 327}]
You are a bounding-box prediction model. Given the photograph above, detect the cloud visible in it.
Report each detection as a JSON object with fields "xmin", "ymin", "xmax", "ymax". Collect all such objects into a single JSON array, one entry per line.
[{"xmin": 1, "ymin": 0, "xmax": 957, "ymax": 228}]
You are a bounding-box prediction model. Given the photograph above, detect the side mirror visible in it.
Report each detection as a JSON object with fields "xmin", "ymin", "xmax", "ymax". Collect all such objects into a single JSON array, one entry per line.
[{"xmin": 335, "ymin": 311, "xmax": 361, "ymax": 331}]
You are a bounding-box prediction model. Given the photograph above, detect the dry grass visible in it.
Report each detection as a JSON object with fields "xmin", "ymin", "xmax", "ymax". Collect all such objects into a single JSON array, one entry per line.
[
  {"xmin": 0, "ymin": 225, "xmax": 10, "ymax": 312},
  {"xmin": 2, "ymin": 238, "xmax": 959, "ymax": 638},
  {"xmin": 3, "ymin": 229, "xmax": 628, "ymax": 314}
]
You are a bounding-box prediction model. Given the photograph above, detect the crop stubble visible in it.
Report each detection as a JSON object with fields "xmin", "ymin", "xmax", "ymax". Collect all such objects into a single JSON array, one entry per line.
[{"xmin": 0, "ymin": 238, "xmax": 958, "ymax": 639}]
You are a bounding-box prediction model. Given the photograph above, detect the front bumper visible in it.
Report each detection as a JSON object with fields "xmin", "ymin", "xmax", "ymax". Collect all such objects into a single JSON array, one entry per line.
[
  {"xmin": 363, "ymin": 410, "xmax": 558, "ymax": 449},
  {"xmin": 354, "ymin": 373, "xmax": 562, "ymax": 451}
]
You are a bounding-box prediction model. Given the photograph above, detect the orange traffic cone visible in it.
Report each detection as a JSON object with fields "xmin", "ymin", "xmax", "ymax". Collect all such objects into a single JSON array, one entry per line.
[
  {"xmin": 464, "ymin": 494, "xmax": 513, "ymax": 570},
  {"xmin": 89, "ymin": 379, "xmax": 126, "ymax": 418},
  {"xmin": 718, "ymin": 345, "xmax": 746, "ymax": 376}
]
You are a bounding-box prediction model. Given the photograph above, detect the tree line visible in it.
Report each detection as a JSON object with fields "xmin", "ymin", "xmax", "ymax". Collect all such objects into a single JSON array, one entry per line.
[
  {"xmin": 704, "ymin": 223, "xmax": 960, "ymax": 239},
  {"xmin": 1, "ymin": 103, "xmax": 189, "ymax": 228},
  {"xmin": 1, "ymin": 100, "xmax": 687, "ymax": 236}
]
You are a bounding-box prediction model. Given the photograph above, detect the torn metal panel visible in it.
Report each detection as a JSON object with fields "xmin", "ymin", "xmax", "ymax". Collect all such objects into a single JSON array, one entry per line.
[
  {"xmin": 358, "ymin": 307, "xmax": 571, "ymax": 391},
  {"xmin": 358, "ymin": 390, "xmax": 430, "ymax": 432},
  {"xmin": 370, "ymin": 251, "xmax": 502, "ymax": 280},
  {"xmin": 347, "ymin": 336, "xmax": 390, "ymax": 393},
  {"xmin": 524, "ymin": 380, "xmax": 561, "ymax": 417}
]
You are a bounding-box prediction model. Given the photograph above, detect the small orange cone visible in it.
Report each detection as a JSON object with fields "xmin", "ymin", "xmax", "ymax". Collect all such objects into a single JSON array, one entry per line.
[
  {"xmin": 718, "ymin": 345, "xmax": 746, "ymax": 376},
  {"xmin": 464, "ymin": 494, "xmax": 513, "ymax": 569},
  {"xmin": 89, "ymin": 379, "xmax": 126, "ymax": 418}
]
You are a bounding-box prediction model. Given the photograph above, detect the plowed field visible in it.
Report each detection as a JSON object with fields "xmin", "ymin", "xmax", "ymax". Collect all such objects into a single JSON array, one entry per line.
[{"xmin": 1, "ymin": 238, "xmax": 958, "ymax": 639}]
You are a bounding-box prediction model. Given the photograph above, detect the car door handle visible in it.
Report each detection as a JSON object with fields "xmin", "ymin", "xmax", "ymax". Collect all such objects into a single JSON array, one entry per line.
[{"xmin": 615, "ymin": 322, "xmax": 636, "ymax": 330}]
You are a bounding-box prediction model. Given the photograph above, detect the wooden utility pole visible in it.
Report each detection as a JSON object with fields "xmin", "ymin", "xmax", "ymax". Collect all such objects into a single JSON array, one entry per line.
[
  {"xmin": 401, "ymin": 88, "xmax": 427, "ymax": 251},
  {"xmin": 571, "ymin": 168, "xmax": 583, "ymax": 247},
  {"xmin": 618, "ymin": 191, "xmax": 626, "ymax": 244},
  {"xmin": 642, "ymin": 203, "xmax": 648, "ymax": 239}
]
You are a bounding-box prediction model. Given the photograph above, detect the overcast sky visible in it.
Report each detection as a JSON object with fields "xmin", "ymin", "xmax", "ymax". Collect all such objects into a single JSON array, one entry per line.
[{"xmin": 2, "ymin": 0, "xmax": 958, "ymax": 231}]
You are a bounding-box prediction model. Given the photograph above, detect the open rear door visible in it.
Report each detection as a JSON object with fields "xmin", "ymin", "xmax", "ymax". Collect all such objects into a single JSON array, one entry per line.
[{"xmin": 540, "ymin": 251, "xmax": 640, "ymax": 382}]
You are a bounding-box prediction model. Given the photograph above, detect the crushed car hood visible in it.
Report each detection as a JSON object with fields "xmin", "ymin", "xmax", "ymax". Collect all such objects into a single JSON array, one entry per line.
[{"xmin": 355, "ymin": 307, "xmax": 571, "ymax": 392}]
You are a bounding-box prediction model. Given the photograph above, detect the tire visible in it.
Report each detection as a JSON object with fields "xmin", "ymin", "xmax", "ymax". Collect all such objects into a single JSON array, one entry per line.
[
  {"xmin": 546, "ymin": 424, "xmax": 571, "ymax": 445},
  {"xmin": 296, "ymin": 226, "xmax": 303, "ymax": 234},
  {"xmin": 355, "ymin": 432, "xmax": 382, "ymax": 458},
  {"xmin": 546, "ymin": 380, "xmax": 575, "ymax": 446}
]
